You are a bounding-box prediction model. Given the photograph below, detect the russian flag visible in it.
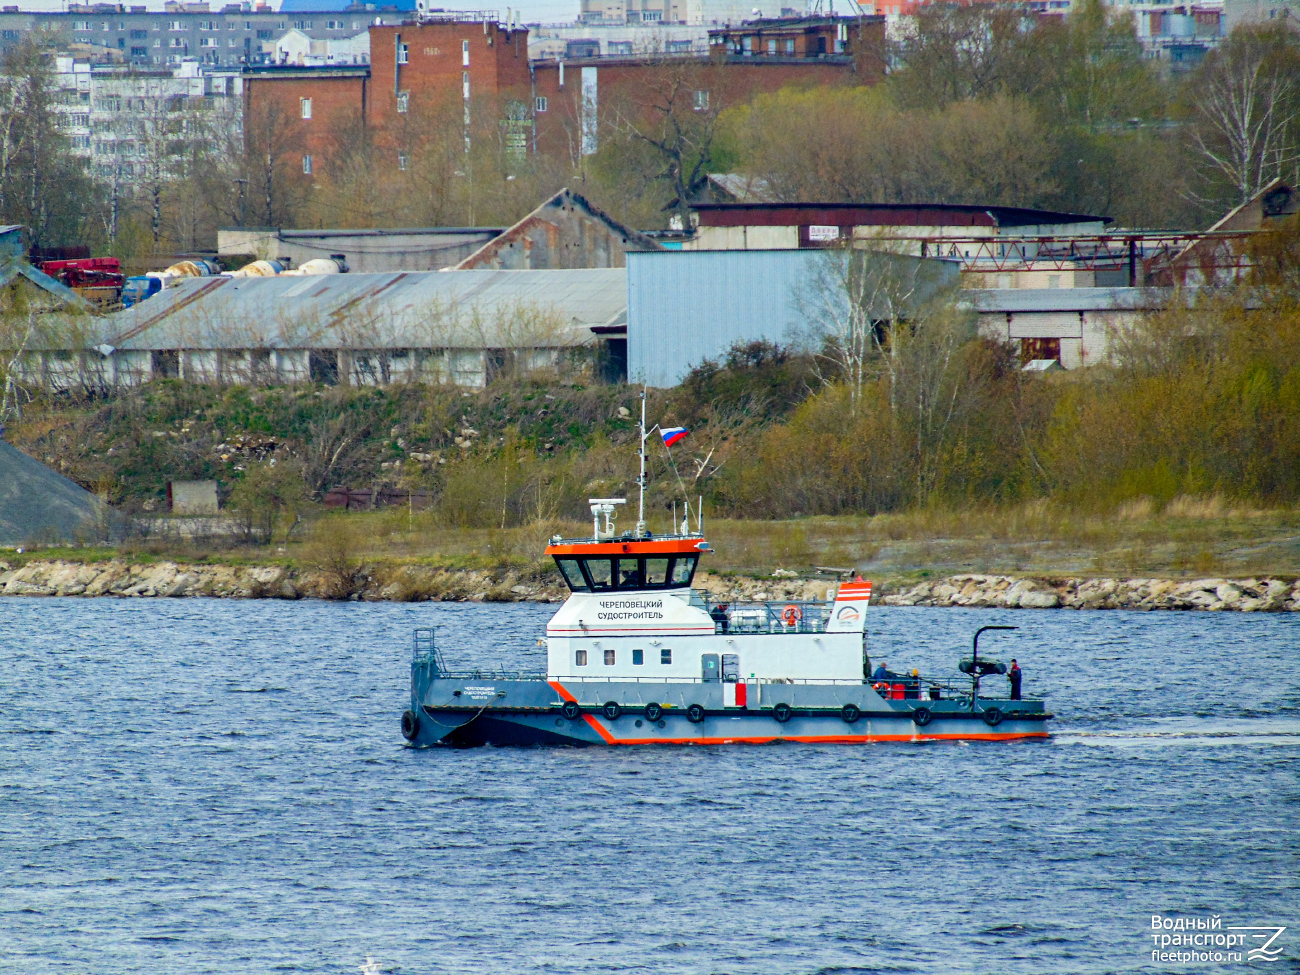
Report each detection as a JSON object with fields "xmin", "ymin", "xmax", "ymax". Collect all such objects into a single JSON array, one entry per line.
[{"xmin": 661, "ymin": 426, "xmax": 689, "ymax": 447}]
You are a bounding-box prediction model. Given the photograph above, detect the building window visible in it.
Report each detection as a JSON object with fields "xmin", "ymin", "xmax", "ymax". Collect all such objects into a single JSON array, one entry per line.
[
  {"xmin": 167, "ymin": 20, "xmax": 183, "ymax": 30},
  {"xmin": 642, "ymin": 10, "xmax": 661, "ymax": 20},
  {"xmin": 766, "ymin": 38, "xmax": 776, "ymax": 53},
  {"xmin": 200, "ymin": 37, "xmax": 216, "ymax": 47},
  {"xmin": 397, "ymin": 42, "xmax": 408, "ymax": 63},
  {"xmin": 397, "ymin": 152, "xmax": 407, "ymax": 170},
  {"xmin": 603, "ymin": 648, "xmax": 615, "ymax": 665},
  {"xmin": 785, "ymin": 38, "xmax": 794, "ymax": 53},
  {"xmin": 608, "ymin": 40, "xmax": 632, "ymax": 54},
  {"xmin": 302, "ymin": 154, "xmax": 312, "ymax": 174},
  {"xmin": 693, "ymin": 89, "xmax": 709, "ymax": 111},
  {"xmin": 327, "ymin": 19, "xmax": 342, "ymax": 28},
  {"xmin": 534, "ymin": 95, "xmax": 547, "ymax": 112},
  {"xmin": 257, "ymin": 29, "xmax": 272, "ymax": 39},
  {"xmin": 396, "ymin": 90, "xmax": 408, "ymax": 112},
  {"xmin": 462, "ymin": 71, "xmax": 469, "ymax": 99},
  {"xmin": 661, "ymin": 648, "xmax": 672, "ymax": 664},
  {"xmin": 632, "ymin": 649, "xmax": 643, "ymax": 665},
  {"xmin": 666, "ymin": 39, "xmax": 692, "ymax": 53},
  {"xmin": 300, "ymin": 97, "xmax": 311, "ymax": 119},
  {"xmin": 461, "ymin": 38, "xmax": 469, "ymax": 65},
  {"xmin": 575, "ymin": 649, "xmax": 588, "ymax": 666},
  {"xmin": 293, "ymin": 19, "xmax": 311, "ymax": 29}
]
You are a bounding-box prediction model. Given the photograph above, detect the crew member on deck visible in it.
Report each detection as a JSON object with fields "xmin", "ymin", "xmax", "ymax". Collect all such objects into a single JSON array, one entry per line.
[
  {"xmin": 872, "ymin": 660, "xmax": 890, "ymax": 681},
  {"xmin": 1009, "ymin": 659, "xmax": 1023, "ymax": 700}
]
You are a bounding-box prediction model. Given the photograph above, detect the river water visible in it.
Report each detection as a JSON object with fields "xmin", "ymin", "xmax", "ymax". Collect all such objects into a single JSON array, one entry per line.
[{"xmin": 1, "ymin": 599, "xmax": 1297, "ymax": 974}]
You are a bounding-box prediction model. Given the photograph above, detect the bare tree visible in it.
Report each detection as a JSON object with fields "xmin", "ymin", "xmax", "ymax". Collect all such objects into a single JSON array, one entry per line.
[
  {"xmin": 1191, "ymin": 25, "xmax": 1300, "ymax": 206},
  {"xmin": 606, "ymin": 56, "xmax": 727, "ymax": 229}
]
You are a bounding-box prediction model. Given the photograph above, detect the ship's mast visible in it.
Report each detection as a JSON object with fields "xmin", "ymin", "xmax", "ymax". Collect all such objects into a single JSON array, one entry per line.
[{"xmin": 636, "ymin": 388, "xmax": 647, "ymax": 538}]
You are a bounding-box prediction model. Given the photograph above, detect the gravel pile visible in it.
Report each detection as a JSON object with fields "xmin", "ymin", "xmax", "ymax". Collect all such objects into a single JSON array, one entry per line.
[{"xmin": 0, "ymin": 440, "xmax": 108, "ymax": 546}]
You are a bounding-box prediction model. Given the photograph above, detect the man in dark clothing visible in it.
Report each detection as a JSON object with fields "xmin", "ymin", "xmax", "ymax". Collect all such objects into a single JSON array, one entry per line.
[
  {"xmin": 872, "ymin": 661, "xmax": 890, "ymax": 681},
  {"xmin": 1008, "ymin": 659, "xmax": 1022, "ymax": 700}
]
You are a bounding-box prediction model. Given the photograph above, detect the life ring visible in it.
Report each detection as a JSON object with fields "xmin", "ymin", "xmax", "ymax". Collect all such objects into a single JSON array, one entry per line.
[
  {"xmin": 602, "ymin": 701, "xmax": 623, "ymax": 721},
  {"xmin": 781, "ymin": 604, "xmax": 802, "ymax": 627},
  {"xmin": 840, "ymin": 703, "xmax": 860, "ymax": 724},
  {"xmin": 912, "ymin": 706, "xmax": 932, "ymax": 727},
  {"xmin": 561, "ymin": 700, "xmax": 582, "ymax": 720},
  {"xmin": 772, "ymin": 702, "xmax": 793, "ymax": 723},
  {"xmin": 400, "ymin": 709, "xmax": 420, "ymax": 740},
  {"xmin": 645, "ymin": 702, "xmax": 663, "ymax": 721},
  {"xmin": 982, "ymin": 707, "xmax": 1003, "ymax": 727},
  {"xmin": 872, "ymin": 682, "xmax": 887, "ymax": 693},
  {"xmin": 687, "ymin": 703, "xmax": 706, "ymax": 723}
]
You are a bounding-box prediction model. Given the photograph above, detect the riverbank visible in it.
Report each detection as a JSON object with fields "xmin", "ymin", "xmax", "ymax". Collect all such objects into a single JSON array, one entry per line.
[{"xmin": 2, "ymin": 559, "xmax": 1297, "ymax": 610}]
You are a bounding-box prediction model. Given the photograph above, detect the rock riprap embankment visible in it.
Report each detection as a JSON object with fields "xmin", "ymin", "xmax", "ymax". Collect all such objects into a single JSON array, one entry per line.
[
  {"xmin": 0, "ymin": 562, "xmax": 1296, "ymax": 610},
  {"xmin": 882, "ymin": 574, "xmax": 1300, "ymax": 612},
  {"xmin": 0, "ymin": 560, "xmax": 567, "ymax": 602}
]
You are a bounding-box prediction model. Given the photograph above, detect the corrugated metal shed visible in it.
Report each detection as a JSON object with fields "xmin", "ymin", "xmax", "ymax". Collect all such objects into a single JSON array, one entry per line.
[
  {"xmin": 967, "ymin": 287, "xmax": 1172, "ymax": 313},
  {"xmin": 106, "ymin": 268, "xmax": 627, "ymax": 350},
  {"xmin": 627, "ymin": 249, "xmax": 960, "ymax": 388}
]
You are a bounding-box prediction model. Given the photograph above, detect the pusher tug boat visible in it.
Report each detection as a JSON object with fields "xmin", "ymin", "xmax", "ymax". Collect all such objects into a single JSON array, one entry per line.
[{"xmin": 399, "ymin": 402, "xmax": 1053, "ymax": 748}]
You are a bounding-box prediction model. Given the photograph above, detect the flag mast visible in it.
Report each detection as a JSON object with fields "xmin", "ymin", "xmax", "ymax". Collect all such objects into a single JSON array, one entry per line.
[{"xmin": 636, "ymin": 387, "xmax": 647, "ymax": 538}]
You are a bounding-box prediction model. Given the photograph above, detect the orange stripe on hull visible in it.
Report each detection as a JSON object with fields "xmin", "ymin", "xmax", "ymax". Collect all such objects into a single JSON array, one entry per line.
[
  {"xmin": 547, "ymin": 680, "xmax": 617, "ymax": 744},
  {"xmin": 593, "ymin": 732, "xmax": 1049, "ymax": 745}
]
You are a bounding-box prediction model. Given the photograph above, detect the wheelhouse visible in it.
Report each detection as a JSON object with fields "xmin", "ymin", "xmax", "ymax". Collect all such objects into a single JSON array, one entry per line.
[{"xmin": 546, "ymin": 537, "xmax": 706, "ymax": 593}]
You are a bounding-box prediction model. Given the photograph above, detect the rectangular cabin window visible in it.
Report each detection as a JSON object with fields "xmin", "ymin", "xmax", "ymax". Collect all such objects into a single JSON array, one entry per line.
[
  {"xmin": 604, "ymin": 648, "xmax": 615, "ymax": 666},
  {"xmin": 575, "ymin": 649, "xmax": 588, "ymax": 666},
  {"xmin": 644, "ymin": 557, "xmax": 669, "ymax": 586},
  {"xmin": 632, "ymin": 649, "xmax": 644, "ymax": 665},
  {"xmin": 615, "ymin": 558, "xmax": 642, "ymax": 589},
  {"xmin": 661, "ymin": 648, "xmax": 672, "ymax": 665},
  {"xmin": 669, "ymin": 556, "xmax": 697, "ymax": 587},
  {"xmin": 555, "ymin": 558, "xmax": 589, "ymax": 591},
  {"xmin": 585, "ymin": 559, "xmax": 613, "ymax": 590}
]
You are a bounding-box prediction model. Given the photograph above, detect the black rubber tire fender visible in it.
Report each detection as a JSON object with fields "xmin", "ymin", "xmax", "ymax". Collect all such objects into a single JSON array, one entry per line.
[
  {"xmin": 982, "ymin": 707, "xmax": 1004, "ymax": 727},
  {"xmin": 644, "ymin": 702, "xmax": 663, "ymax": 722},
  {"xmin": 400, "ymin": 709, "xmax": 420, "ymax": 741},
  {"xmin": 561, "ymin": 700, "xmax": 582, "ymax": 720},
  {"xmin": 602, "ymin": 701, "xmax": 622, "ymax": 721},
  {"xmin": 772, "ymin": 702, "xmax": 793, "ymax": 723},
  {"xmin": 912, "ymin": 706, "xmax": 933, "ymax": 728},
  {"xmin": 686, "ymin": 703, "xmax": 706, "ymax": 723},
  {"xmin": 840, "ymin": 703, "xmax": 860, "ymax": 724}
]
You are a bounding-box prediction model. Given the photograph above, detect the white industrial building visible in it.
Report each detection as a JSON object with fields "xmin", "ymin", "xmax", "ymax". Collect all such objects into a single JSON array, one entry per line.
[{"xmin": 37, "ymin": 268, "xmax": 631, "ymax": 390}]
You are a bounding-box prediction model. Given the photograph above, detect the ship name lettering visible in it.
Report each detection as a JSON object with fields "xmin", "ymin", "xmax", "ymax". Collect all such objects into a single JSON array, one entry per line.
[
  {"xmin": 598, "ymin": 599, "xmax": 663, "ymax": 609},
  {"xmin": 598, "ymin": 611, "xmax": 664, "ymax": 620}
]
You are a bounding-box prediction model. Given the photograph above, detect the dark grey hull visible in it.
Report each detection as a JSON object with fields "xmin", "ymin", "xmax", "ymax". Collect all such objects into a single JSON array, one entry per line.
[{"xmin": 403, "ymin": 673, "xmax": 1052, "ymax": 748}]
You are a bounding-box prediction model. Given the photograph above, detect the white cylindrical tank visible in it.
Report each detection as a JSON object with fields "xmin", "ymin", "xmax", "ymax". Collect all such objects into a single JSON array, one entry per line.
[
  {"xmin": 280, "ymin": 258, "xmax": 346, "ymax": 276},
  {"xmin": 224, "ymin": 259, "xmax": 285, "ymax": 278}
]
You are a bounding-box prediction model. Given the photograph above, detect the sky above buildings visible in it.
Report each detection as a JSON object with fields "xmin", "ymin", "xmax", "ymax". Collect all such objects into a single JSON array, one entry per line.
[{"xmin": 20, "ymin": 0, "xmax": 580, "ymax": 23}]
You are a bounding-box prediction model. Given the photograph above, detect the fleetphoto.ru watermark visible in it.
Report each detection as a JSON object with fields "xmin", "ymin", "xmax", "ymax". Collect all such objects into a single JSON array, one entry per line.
[{"xmin": 1151, "ymin": 914, "xmax": 1287, "ymax": 965}]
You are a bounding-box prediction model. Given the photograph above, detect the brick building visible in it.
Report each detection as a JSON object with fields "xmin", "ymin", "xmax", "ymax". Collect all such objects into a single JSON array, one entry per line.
[
  {"xmin": 242, "ymin": 64, "xmax": 369, "ymax": 181},
  {"xmin": 241, "ymin": 14, "xmax": 882, "ymax": 179}
]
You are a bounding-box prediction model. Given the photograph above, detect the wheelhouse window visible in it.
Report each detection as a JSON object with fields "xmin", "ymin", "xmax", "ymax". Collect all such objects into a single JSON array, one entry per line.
[
  {"xmin": 615, "ymin": 558, "xmax": 641, "ymax": 589},
  {"xmin": 555, "ymin": 558, "xmax": 588, "ymax": 592},
  {"xmin": 586, "ymin": 559, "xmax": 613, "ymax": 589},
  {"xmin": 670, "ymin": 556, "xmax": 697, "ymax": 586},
  {"xmin": 552, "ymin": 554, "xmax": 699, "ymax": 592},
  {"xmin": 644, "ymin": 557, "xmax": 669, "ymax": 585}
]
